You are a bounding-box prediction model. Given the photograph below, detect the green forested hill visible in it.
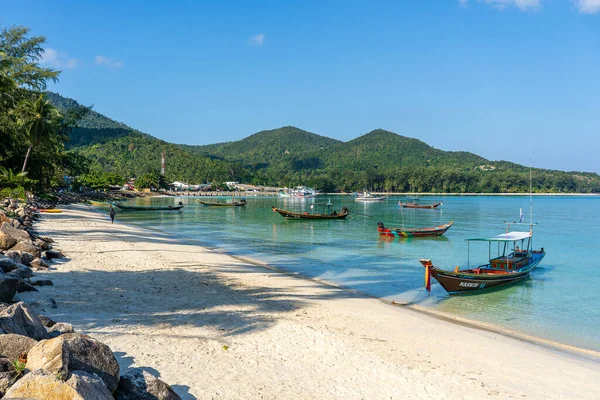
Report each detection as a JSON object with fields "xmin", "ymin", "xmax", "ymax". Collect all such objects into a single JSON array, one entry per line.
[
  {"xmin": 185, "ymin": 126, "xmax": 342, "ymax": 165},
  {"xmin": 47, "ymin": 92, "xmax": 244, "ymax": 184},
  {"xmin": 48, "ymin": 92, "xmax": 600, "ymax": 193},
  {"xmin": 324, "ymin": 129, "xmax": 488, "ymax": 169}
]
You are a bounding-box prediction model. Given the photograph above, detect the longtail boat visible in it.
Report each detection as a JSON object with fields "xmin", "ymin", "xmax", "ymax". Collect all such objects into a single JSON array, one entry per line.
[
  {"xmin": 420, "ymin": 227, "xmax": 545, "ymax": 295},
  {"xmin": 377, "ymin": 221, "xmax": 453, "ymax": 237},
  {"xmin": 272, "ymin": 206, "xmax": 349, "ymax": 220},
  {"xmin": 399, "ymin": 198, "xmax": 442, "ymax": 209},
  {"xmin": 197, "ymin": 199, "xmax": 247, "ymax": 207},
  {"xmin": 115, "ymin": 202, "xmax": 184, "ymax": 211}
]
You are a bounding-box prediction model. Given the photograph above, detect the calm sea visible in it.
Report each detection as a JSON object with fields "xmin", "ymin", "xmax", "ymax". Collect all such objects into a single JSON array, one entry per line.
[{"xmin": 107, "ymin": 195, "xmax": 600, "ymax": 353}]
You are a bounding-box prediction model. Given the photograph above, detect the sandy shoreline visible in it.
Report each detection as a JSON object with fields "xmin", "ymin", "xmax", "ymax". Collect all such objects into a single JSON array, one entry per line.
[{"xmin": 19, "ymin": 205, "xmax": 600, "ymax": 399}]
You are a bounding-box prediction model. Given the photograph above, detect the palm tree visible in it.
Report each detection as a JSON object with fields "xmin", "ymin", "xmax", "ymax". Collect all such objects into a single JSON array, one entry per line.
[{"xmin": 16, "ymin": 93, "xmax": 62, "ymax": 173}]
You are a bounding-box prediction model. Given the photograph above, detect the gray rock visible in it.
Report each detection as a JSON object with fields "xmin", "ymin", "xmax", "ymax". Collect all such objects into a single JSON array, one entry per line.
[
  {"xmin": 0, "ymin": 276, "xmax": 19, "ymax": 303},
  {"xmin": 0, "ymin": 356, "xmax": 19, "ymax": 397},
  {"xmin": 9, "ymin": 266, "xmax": 33, "ymax": 279},
  {"xmin": 3, "ymin": 368, "xmax": 114, "ymax": 399},
  {"xmin": 47, "ymin": 322, "xmax": 75, "ymax": 338},
  {"xmin": 0, "ymin": 257, "xmax": 17, "ymax": 273},
  {"xmin": 114, "ymin": 368, "xmax": 182, "ymax": 400},
  {"xmin": 33, "ymin": 237, "xmax": 50, "ymax": 250},
  {"xmin": 0, "ymin": 302, "xmax": 48, "ymax": 340},
  {"xmin": 26, "ymin": 333, "xmax": 120, "ymax": 392},
  {"xmin": 44, "ymin": 249, "xmax": 65, "ymax": 259},
  {"xmin": 32, "ymin": 297, "xmax": 57, "ymax": 310},
  {"xmin": 31, "ymin": 279, "xmax": 53, "ymax": 287},
  {"xmin": 0, "ymin": 222, "xmax": 30, "ymax": 243},
  {"xmin": 30, "ymin": 257, "xmax": 49, "ymax": 270},
  {"xmin": 38, "ymin": 314, "xmax": 56, "ymax": 328},
  {"xmin": 16, "ymin": 279, "xmax": 38, "ymax": 293},
  {"xmin": 0, "ymin": 231, "xmax": 16, "ymax": 252},
  {"xmin": 4, "ymin": 250, "xmax": 21, "ymax": 264},
  {"xmin": 19, "ymin": 251, "xmax": 35, "ymax": 266},
  {"xmin": 40, "ymin": 236, "xmax": 55, "ymax": 244},
  {"xmin": 0, "ymin": 333, "xmax": 38, "ymax": 361},
  {"xmin": 66, "ymin": 370, "xmax": 115, "ymax": 399},
  {"xmin": 9, "ymin": 240, "xmax": 41, "ymax": 258}
]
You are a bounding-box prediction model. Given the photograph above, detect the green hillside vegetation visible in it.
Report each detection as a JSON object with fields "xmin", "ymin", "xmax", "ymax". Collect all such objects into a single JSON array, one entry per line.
[{"xmin": 45, "ymin": 94, "xmax": 600, "ymax": 194}]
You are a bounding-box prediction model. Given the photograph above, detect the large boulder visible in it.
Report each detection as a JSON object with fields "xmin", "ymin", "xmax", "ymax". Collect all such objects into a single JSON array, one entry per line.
[
  {"xmin": 19, "ymin": 251, "xmax": 35, "ymax": 266},
  {"xmin": 38, "ymin": 314, "xmax": 56, "ymax": 328},
  {"xmin": 9, "ymin": 265, "xmax": 34, "ymax": 279},
  {"xmin": 0, "ymin": 256, "xmax": 18, "ymax": 273},
  {"xmin": 30, "ymin": 257, "xmax": 49, "ymax": 270},
  {"xmin": 33, "ymin": 237, "xmax": 50, "ymax": 250},
  {"xmin": 0, "ymin": 222, "xmax": 30, "ymax": 243},
  {"xmin": 47, "ymin": 322, "xmax": 75, "ymax": 338},
  {"xmin": 0, "ymin": 212, "xmax": 10, "ymax": 224},
  {"xmin": 0, "ymin": 231, "xmax": 17, "ymax": 251},
  {"xmin": 0, "ymin": 276, "xmax": 19, "ymax": 303},
  {"xmin": 0, "ymin": 356, "xmax": 18, "ymax": 397},
  {"xmin": 0, "ymin": 302, "xmax": 48, "ymax": 340},
  {"xmin": 26, "ymin": 333, "xmax": 120, "ymax": 392},
  {"xmin": 4, "ymin": 250, "xmax": 21, "ymax": 264},
  {"xmin": 0, "ymin": 333, "xmax": 38, "ymax": 361},
  {"xmin": 10, "ymin": 240, "xmax": 41, "ymax": 258},
  {"xmin": 114, "ymin": 368, "xmax": 182, "ymax": 400},
  {"xmin": 16, "ymin": 279, "xmax": 38, "ymax": 293},
  {"xmin": 3, "ymin": 369, "xmax": 114, "ymax": 400},
  {"xmin": 44, "ymin": 249, "xmax": 65, "ymax": 260}
]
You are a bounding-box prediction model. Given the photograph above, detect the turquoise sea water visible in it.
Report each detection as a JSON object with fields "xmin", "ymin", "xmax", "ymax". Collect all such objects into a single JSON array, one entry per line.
[{"xmin": 107, "ymin": 195, "xmax": 600, "ymax": 353}]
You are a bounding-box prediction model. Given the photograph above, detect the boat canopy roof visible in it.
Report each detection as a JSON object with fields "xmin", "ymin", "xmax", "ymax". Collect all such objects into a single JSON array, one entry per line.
[{"xmin": 467, "ymin": 231, "xmax": 531, "ymax": 242}]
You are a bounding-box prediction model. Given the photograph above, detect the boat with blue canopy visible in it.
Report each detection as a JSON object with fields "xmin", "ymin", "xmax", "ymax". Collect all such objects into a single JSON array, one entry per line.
[{"xmin": 419, "ymin": 225, "xmax": 545, "ymax": 295}]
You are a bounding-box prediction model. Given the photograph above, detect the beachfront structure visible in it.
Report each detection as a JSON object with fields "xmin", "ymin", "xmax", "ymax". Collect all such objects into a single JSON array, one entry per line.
[{"xmin": 169, "ymin": 182, "xmax": 211, "ymax": 191}]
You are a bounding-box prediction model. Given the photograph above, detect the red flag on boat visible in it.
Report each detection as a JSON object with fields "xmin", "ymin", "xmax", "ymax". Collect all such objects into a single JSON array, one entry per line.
[{"xmin": 425, "ymin": 265, "xmax": 431, "ymax": 292}]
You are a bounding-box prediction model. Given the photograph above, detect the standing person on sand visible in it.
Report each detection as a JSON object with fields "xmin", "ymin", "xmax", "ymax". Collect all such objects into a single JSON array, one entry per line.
[{"xmin": 109, "ymin": 206, "xmax": 116, "ymax": 223}]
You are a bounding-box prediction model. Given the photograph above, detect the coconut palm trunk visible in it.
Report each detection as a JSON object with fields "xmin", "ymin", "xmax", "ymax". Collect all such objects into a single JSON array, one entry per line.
[{"xmin": 22, "ymin": 144, "xmax": 33, "ymax": 173}]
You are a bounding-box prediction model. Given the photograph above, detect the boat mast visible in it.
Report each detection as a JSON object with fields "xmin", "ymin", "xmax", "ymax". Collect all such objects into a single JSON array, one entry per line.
[{"xmin": 529, "ymin": 138, "xmax": 533, "ymax": 235}]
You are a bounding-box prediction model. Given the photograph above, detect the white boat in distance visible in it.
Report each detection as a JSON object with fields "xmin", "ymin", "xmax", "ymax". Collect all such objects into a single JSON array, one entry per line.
[
  {"xmin": 278, "ymin": 186, "xmax": 317, "ymax": 198},
  {"xmin": 355, "ymin": 191, "xmax": 385, "ymax": 202}
]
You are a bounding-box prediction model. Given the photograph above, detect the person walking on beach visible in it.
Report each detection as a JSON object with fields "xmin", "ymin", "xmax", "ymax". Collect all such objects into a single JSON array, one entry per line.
[{"xmin": 109, "ymin": 206, "xmax": 116, "ymax": 223}]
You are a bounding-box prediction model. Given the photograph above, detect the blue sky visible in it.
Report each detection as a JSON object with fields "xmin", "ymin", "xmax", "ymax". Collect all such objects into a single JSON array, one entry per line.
[{"xmin": 2, "ymin": 0, "xmax": 599, "ymax": 172}]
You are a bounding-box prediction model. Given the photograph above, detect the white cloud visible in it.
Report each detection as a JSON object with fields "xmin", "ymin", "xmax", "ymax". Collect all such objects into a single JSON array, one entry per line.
[
  {"xmin": 95, "ymin": 55, "xmax": 123, "ymax": 69},
  {"xmin": 248, "ymin": 33, "xmax": 266, "ymax": 47},
  {"xmin": 39, "ymin": 47, "xmax": 78, "ymax": 69},
  {"xmin": 574, "ymin": 0, "xmax": 600, "ymax": 13},
  {"xmin": 459, "ymin": 0, "xmax": 541, "ymax": 11}
]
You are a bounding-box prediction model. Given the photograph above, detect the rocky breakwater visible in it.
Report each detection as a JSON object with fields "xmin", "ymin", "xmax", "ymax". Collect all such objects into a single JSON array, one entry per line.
[{"xmin": 0, "ymin": 198, "xmax": 182, "ymax": 399}]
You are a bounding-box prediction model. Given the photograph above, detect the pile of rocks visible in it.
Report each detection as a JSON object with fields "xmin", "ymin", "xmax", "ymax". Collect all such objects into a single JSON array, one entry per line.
[
  {"xmin": 0, "ymin": 199, "xmax": 57, "ymax": 304},
  {"xmin": 0, "ymin": 198, "xmax": 182, "ymax": 399},
  {"xmin": 0, "ymin": 303, "xmax": 180, "ymax": 399}
]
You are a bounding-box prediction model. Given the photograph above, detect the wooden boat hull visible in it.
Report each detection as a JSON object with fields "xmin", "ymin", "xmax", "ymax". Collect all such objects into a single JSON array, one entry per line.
[
  {"xmin": 197, "ymin": 200, "xmax": 247, "ymax": 207},
  {"xmin": 272, "ymin": 206, "xmax": 348, "ymax": 220},
  {"xmin": 378, "ymin": 221, "xmax": 453, "ymax": 237},
  {"xmin": 423, "ymin": 251, "xmax": 545, "ymax": 295},
  {"xmin": 115, "ymin": 204, "xmax": 183, "ymax": 211},
  {"xmin": 401, "ymin": 201, "xmax": 442, "ymax": 209}
]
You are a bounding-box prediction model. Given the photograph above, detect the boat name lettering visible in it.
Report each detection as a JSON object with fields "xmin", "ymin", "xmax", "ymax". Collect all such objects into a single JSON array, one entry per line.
[{"xmin": 458, "ymin": 282, "xmax": 479, "ymax": 288}]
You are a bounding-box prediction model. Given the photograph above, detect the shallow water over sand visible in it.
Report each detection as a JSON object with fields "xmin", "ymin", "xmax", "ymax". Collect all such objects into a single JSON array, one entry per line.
[{"xmin": 109, "ymin": 195, "xmax": 600, "ymax": 353}]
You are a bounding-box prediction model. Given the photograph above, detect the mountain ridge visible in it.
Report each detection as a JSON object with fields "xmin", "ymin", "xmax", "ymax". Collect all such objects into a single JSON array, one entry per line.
[{"xmin": 46, "ymin": 92, "xmax": 600, "ymax": 193}]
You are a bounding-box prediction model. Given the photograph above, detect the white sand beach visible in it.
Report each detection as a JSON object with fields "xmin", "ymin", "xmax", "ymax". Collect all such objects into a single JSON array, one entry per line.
[{"xmin": 19, "ymin": 205, "xmax": 600, "ymax": 399}]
